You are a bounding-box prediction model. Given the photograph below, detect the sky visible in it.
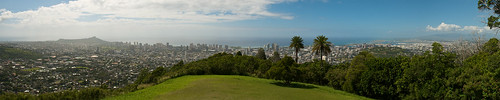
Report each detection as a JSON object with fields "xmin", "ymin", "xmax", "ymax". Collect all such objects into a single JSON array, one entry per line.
[{"xmin": 0, "ymin": 0, "xmax": 497, "ymax": 45}]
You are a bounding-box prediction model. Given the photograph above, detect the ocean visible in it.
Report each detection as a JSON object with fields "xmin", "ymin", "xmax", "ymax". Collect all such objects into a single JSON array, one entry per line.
[
  {"xmin": 1, "ymin": 36, "xmax": 384, "ymax": 47},
  {"xmin": 152, "ymin": 37, "xmax": 382, "ymax": 47}
]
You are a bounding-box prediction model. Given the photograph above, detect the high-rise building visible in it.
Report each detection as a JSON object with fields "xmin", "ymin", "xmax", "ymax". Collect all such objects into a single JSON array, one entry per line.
[
  {"xmin": 266, "ymin": 43, "xmax": 270, "ymax": 50},
  {"xmin": 247, "ymin": 46, "xmax": 251, "ymax": 55},
  {"xmin": 189, "ymin": 43, "xmax": 195, "ymax": 50},
  {"xmin": 272, "ymin": 43, "xmax": 279, "ymax": 52}
]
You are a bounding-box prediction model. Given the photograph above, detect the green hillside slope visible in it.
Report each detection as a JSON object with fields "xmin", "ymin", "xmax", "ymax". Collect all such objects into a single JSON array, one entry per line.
[
  {"xmin": 105, "ymin": 75, "xmax": 370, "ymax": 100},
  {"xmin": 0, "ymin": 45, "xmax": 42, "ymax": 59}
]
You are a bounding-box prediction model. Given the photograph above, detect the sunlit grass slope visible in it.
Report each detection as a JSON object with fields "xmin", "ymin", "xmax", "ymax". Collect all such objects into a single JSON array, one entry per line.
[{"xmin": 105, "ymin": 75, "xmax": 371, "ymax": 100}]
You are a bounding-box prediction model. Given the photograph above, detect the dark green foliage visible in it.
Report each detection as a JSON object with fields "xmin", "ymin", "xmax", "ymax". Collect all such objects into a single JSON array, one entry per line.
[
  {"xmin": 236, "ymin": 51, "xmax": 242, "ymax": 56},
  {"xmin": 478, "ymin": 0, "xmax": 500, "ymax": 29},
  {"xmin": 151, "ymin": 67, "xmax": 166, "ymax": 83},
  {"xmin": 356, "ymin": 57, "xmax": 408, "ymax": 99},
  {"xmin": 431, "ymin": 42, "xmax": 443, "ymax": 54},
  {"xmin": 394, "ymin": 43, "xmax": 455, "ymax": 99},
  {"xmin": 134, "ymin": 67, "xmax": 167, "ymax": 84},
  {"xmin": 350, "ymin": 51, "xmax": 375, "ymax": 68},
  {"xmin": 256, "ymin": 60, "xmax": 272, "ymax": 78},
  {"xmin": 168, "ymin": 53, "xmax": 266, "ymax": 76},
  {"xmin": 0, "ymin": 45, "xmax": 43, "ymax": 59},
  {"xmin": 342, "ymin": 51, "xmax": 375, "ymax": 93},
  {"xmin": 289, "ymin": 36, "xmax": 304, "ymax": 62},
  {"xmin": 0, "ymin": 87, "xmax": 108, "ymax": 100},
  {"xmin": 164, "ymin": 52, "xmax": 330, "ymax": 87},
  {"xmin": 482, "ymin": 38, "xmax": 499, "ymax": 54},
  {"xmin": 135, "ymin": 68, "xmax": 151, "ymax": 84},
  {"xmin": 298, "ymin": 60, "xmax": 330, "ymax": 85},
  {"xmin": 445, "ymin": 51, "xmax": 500, "ymax": 99},
  {"xmin": 326, "ymin": 41, "xmax": 500, "ymax": 99},
  {"xmin": 325, "ymin": 63, "xmax": 349, "ymax": 89},
  {"xmin": 312, "ymin": 35, "xmax": 332, "ymax": 62},
  {"xmin": 266, "ymin": 56, "xmax": 300, "ymax": 85},
  {"xmin": 270, "ymin": 51, "xmax": 281, "ymax": 62},
  {"xmin": 169, "ymin": 60, "xmax": 184, "ymax": 75},
  {"xmin": 396, "ymin": 43, "xmax": 456, "ymax": 99},
  {"xmin": 255, "ymin": 48, "xmax": 267, "ymax": 60}
]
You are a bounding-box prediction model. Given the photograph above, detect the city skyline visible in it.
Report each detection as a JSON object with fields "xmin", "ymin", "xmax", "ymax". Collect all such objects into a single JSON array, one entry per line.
[{"xmin": 0, "ymin": 0, "xmax": 496, "ymax": 43}]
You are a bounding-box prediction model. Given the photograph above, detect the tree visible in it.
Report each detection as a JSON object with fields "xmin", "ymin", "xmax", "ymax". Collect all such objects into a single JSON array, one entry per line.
[
  {"xmin": 446, "ymin": 39, "xmax": 500, "ymax": 99},
  {"xmin": 236, "ymin": 51, "xmax": 243, "ymax": 56},
  {"xmin": 289, "ymin": 36, "xmax": 304, "ymax": 63},
  {"xmin": 432, "ymin": 42, "xmax": 443, "ymax": 54},
  {"xmin": 298, "ymin": 60, "xmax": 331, "ymax": 85},
  {"xmin": 151, "ymin": 67, "xmax": 166, "ymax": 83},
  {"xmin": 169, "ymin": 60, "xmax": 184, "ymax": 74},
  {"xmin": 271, "ymin": 51, "xmax": 281, "ymax": 62},
  {"xmin": 340, "ymin": 51, "xmax": 375, "ymax": 93},
  {"xmin": 266, "ymin": 56, "xmax": 300, "ymax": 85},
  {"xmin": 351, "ymin": 51, "xmax": 375, "ymax": 67},
  {"xmin": 135, "ymin": 68, "xmax": 151, "ymax": 84},
  {"xmin": 482, "ymin": 38, "xmax": 499, "ymax": 54},
  {"xmin": 256, "ymin": 48, "xmax": 266, "ymax": 60},
  {"xmin": 396, "ymin": 42, "xmax": 456, "ymax": 99},
  {"xmin": 312, "ymin": 35, "xmax": 332, "ymax": 67},
  {"xmin": 479, "ymin": 0, "xmax": 500, "ymax": 29}
]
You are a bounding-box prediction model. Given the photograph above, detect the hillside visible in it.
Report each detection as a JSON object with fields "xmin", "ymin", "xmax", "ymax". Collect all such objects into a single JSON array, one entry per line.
[
  {"xmin": 0, "ymin": 45, "xmax": 42, "ymax": 59},
  {"xmin": 105, "ymin": 75, "xmax": 371, "ymax": 100},
  {"xmin": 55, "ymin": 36, "xmax": 110, "ymax": 45}
]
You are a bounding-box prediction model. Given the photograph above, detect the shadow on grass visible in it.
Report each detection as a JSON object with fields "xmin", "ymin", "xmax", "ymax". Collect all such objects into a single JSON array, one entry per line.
[{"xmin": 271, "ymin": 82, "xmax": 317, "ymax": 89}]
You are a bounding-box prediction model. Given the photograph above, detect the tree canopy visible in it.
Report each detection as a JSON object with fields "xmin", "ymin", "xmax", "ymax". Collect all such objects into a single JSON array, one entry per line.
[
  {"xmin": 479, "ymin": 0, "xmax": 500, "ymax": 29},
  {"xmin": 256, "ymin": 48, "xmax": 266, "ymax": 60},
  {"xmin": 289, "ymin": 36, "xmax": 304, "ymax": 62},
  {"xmin": 271, "ymin": 51, "xmax": 281, "ymax": 63},
  {"xmin": 312, "ymin": 35, "xmax": 332, "ymax": 61},
  {"xmin": 266, "ymin": 56, "xmax": 300, "ymax": 85},
  {"xmin": 482, "ymin": 38, "xmax": 499, "ymax": 54}
]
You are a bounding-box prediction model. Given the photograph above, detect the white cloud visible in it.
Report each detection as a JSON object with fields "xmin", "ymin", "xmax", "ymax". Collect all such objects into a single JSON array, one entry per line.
[
  {"xmin": 426, "ymin": 22, "xmax": 494, "ymax": 33},
  {"xmin": 461, "ymin": 26, "xmax": 490, "ymax": 33},
  {"xmin": 0, "ymin": 9, "xmax": 13, "ymax": 22},
  {"xmin": 426, "ymin": 22, "xmax": 461, "ymax": 31},
  {"xmin": 0, "ymin": 0, "xmax": 296, "ymax": 25},
  {"xmin": 0, "ymin": 0, "xmax": 305, "ymax": 42}
]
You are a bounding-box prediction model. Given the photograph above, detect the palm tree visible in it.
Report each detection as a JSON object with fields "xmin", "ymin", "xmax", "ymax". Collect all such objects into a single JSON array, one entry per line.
[
  {"xmin": 289, "ymin": 36, "xmax": 304, "ymax": 63},
  {"xmin": 312, "ymin": 35, "xmax": 332, "ymax": 62}
]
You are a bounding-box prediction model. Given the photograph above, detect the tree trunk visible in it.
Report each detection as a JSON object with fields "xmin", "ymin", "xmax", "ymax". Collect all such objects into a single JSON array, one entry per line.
[
  {"xmin": 320, "ymin": 49, "xmax": 323, "ymax": 61},
  {"xmin": 320, "ymin": 49, "xmax": 323, "ymax": 68},
  {"xmin": 295, "ymin": 49, "xmax": 299, "ymax": 63}
]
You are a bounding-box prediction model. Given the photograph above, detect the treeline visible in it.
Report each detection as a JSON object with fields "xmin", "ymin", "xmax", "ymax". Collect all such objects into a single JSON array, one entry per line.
[
  {"xmin": 327, "ymin": 39, "xmax": 498, "ymax": 99},
  {"xmin": 0, "ymin": 81, "xmax": 145, "ymax": 100},
  {"xmin": 0, "ymin": 87, "xmax": 107, "ymax": 100}
]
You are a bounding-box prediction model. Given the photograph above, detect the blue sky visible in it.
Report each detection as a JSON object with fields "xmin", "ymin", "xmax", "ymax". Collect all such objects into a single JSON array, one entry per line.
[
  {"xmin": 220, "ymin": 0, "xmax": 486, "ymax": 38},
  {"xmin": 0, "ymin": 0, "xmax": 67, "ymax": 12},
  {"xmin": 0, "ymin": 0, "xmax": 495, "ymax": 44}
]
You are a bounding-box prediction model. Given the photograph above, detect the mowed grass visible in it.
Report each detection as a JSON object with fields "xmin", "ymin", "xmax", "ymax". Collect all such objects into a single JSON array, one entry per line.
[{"xmin": 105, "ymin": 75, "xmax": 371, "ymax": 100}]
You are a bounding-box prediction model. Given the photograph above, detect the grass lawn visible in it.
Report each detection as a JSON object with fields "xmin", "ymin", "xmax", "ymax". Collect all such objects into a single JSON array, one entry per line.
[
  {"xmin": 105, "ymin": 75, "xmax": 371, "ymax": 100},
  {"xmin": 21, "ymin": 67, "xmax": 41, "ymax": 72}
]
